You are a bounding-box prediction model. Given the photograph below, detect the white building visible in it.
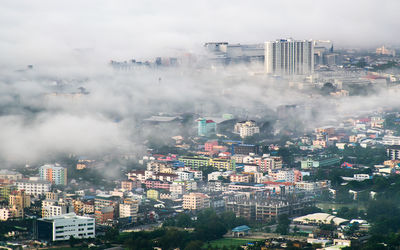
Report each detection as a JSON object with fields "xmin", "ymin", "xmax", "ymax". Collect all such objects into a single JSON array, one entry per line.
[
  {"xmin": 0, "ymin": 208, "xmax": 11, "ymax": 221},
  {"xmin": 243, "ymin": 164, "xmax": 259, "ymax": 173},
  {"xmin": 265, "ymin": 39, "xmax": 314, "ymax": 75},
  {"xmin": 275, "ymin": 170, "xmax": 295, "ymax": 182},
  {"xmin": 382, "ymin": 135, "xmax": 400, "ymax": 146},
  {"xmin": 15, "ymin": 180, "xmax": 52, "ymax": 196},
  {"xmin": 176, "ymin": 171, "xmax": 194, "ymax": 181},
  {"xmin": 119, "ymin": 201, "xmax": 139, "ymax": 222},
  {"xmin": 43, "ymin": 204, "xmax": 73, "ymax": 218},
  {"xmin": 37, "ymin": 213, "xmax": 95, "ymax": 241},
  {"xmin": 354, "ymin": 174, "xmax": 371, "ymax": 181},
  {"xmin": 234, "ymin": 121, "xmax": 260, "ymax": 138},
  {"xmin": 39, "ymin": 163, "xmax": 67, "ymax": 185},
  {"xmin": 0, "ymin": 170, "xmax": 22, "ymax": 180},
  {"xmin": 42, "ymin": 199, "xmax": 74, "ymax": 218},
  {"xmin": 208, "ymin": 171, "xmax": 223, "ymax": 181}
]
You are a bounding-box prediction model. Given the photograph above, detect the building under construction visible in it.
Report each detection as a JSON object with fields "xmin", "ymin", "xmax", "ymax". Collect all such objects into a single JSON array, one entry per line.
[{"xmin": 224, "ymin": 191, "xmax": 314, "ymax": 222}]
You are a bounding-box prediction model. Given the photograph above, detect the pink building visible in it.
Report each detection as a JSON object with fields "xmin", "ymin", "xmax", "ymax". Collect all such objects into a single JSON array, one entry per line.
[{"xmin": 205, "ymin": 141, "xmax": 218, "ymax": 152}]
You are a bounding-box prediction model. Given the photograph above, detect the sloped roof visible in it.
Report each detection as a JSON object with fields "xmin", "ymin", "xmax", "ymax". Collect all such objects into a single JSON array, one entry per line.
[
  {"xmin": 232, "ymin": 225, "xmax": 251, "ymax": 232},
  {"xmin": 293, "ymin": 213, "xmax": 348, "ymax": 226}
]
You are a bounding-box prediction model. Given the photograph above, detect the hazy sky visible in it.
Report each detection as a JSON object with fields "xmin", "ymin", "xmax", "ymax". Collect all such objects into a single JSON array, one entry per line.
[{"xmin": 1, "ymin": 0, "xmax": 399, "ymax": 67}]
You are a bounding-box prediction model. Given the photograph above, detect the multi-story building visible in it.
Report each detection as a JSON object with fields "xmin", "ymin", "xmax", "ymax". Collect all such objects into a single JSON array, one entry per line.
[
  {"xmin": 387, "ymin": 146, "xmax": 400, "ymax": 160},
  {"xmin": 146, "ymin": 161, "xmax": 173, "ymax": 174},
  {"xmin": 0, "ymin": 183, "xmax": 16, "ymax": 201},
  {"xmin": 265, "ymin": 39, "xmax": 314, "ymax": 75},
  {"xmin": 234, "ymin": 121, "xmax": 260, "ymax": 138},
  {"xmin": 0, "ymin": 170, "xmax": 22, "ymax": 181},
  {"xmin": 295, "ymin": 180, "xmax": 331, "ymax": 193},
  {"xmin": 176, "ymin": 171, "xmax": 194, "ymax": 181},
  {"xmin": 182, "ymin": 193, "xmax": 210, "ymax": 210},
  {"xmin": 225, "ymin": 193, "xmax": 314, "ymax": 222},
  {"xmin": 205, "ymin": 140, "xmax": 219, "ymax": 152},
  {"xmin": 272, "ymin": 169, "xmax": 302, "ymax": 183},
  {"xmin": 73, "ymin": 200, "xmax": 94, "ymax": 215},
  {"xmin": 121, "ymin": 180, "xmax": 141, "ymax": 191},
  {"xmin": 127, "ymin": 170, "xmax": 146, "ymax": 182},
  {"xmin": 119, "ymin": 199, "xmax": 139, "ymax": 222},
  {"xmin": 146, "ymin": 189, "xmax": 159, "ymax": 200},
  {"xmin": 170, "ymin": 182, "xmax": 185, "ymax": 195},
  {"xmin": 95, "ymin": 207, "xmax": 114, "ymax": 224},
  {"xmin": 15, "ymin": 180, "xmax": 52, "ymax": 196},
  {"xmin": 204, "ymin": 42, "xmax": 264, "ymax": 65},
  {"xmin": 171, "ymin": 180, "xmax": 197, "ymax": 192},
  {"xmin": 42, "ymin": 199, "xmax": 74, "ymax": 218},
  {"xmin": 231, "ymin": 144, "xmax": 259, "ymax": 155},
  {"xmin": 300, "ymin": 155, "xmax": 340, "ymax": 169},
  {"xmin": 94, "ymin": 195, "xmax": 120, "ymax": 212},
  {"xmin": 37, "ymin": 213, "xmax": 95, "ymax": 241},
  {"xmin": 252, "ymin": 156, "xmax": 283, "ymax": 173},
  {"xmin": 179, "ymin": 156, "xmax": 210, "ymax": 169},
  {"xmin": 143, "ymin": 180, "xmax": 170, "ymax": 190},
  {"xmin": 0, "ymin": 208, "xmax": 11, "ymax": 221},
  {"xmin": 9, "ymin": 190, "xmax": 30, "ymax": 218},
  {"xmin": 209, "ymin": 158, "xmax": 236, "ymax": 171},
  {"xmin": 197, "ymin": 118, "xmax": 217, "ymax": 137},
  {"xmin": 39, "ymin": 164, "xmax": 67, "ymax": 185},
  {"xmin": 9, "ymin": 190, "xmax": 30, "ymax": 208},
  {"xmin": 230, "ymin": 174, "xmax": 251, "ymax": 183},
  {"xmin": 382, "ymin": 135, "xmax": 400, "ymax": 146}
]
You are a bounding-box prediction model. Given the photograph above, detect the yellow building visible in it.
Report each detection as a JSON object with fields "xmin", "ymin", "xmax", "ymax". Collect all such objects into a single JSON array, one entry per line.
[
  {"xmin": 146, "ymin": 189, "xmax": 159, "ymax": 200},
  {"xmin": 0, "ymin": 184, "xmax": 15, "ymax": 201},
  {"xmin": 9, "ymin": 190, "xmax": 30, "ymax": 208},
  {"xmin": 209, "ymin": 158, "xmax": 236, "ymax": 170},
  {"xmin": 182, "ymin": 193, "xmax": 210, "ymax": 210},
  {"xmin": 9, "ymin": 190, "xmax": 31, "ymax": 218}
]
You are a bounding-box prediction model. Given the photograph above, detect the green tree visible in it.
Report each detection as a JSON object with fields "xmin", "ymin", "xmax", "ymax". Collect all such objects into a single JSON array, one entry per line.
[
  {"xmin": 275, "ymin": 214, "xmax": 290, "ymax": 235},
  {"xmin": 184, "ymin": 240, "xmax": 204, "ymax": 250},
  {"xmin": 176, "ymin": 213, "xmax": 192, "ymax": 228}
]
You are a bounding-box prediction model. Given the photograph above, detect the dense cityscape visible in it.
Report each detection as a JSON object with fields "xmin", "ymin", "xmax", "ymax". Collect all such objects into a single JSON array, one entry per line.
[{"xmin": 1, "ymin": 1, "xmax": 400, "ymax": 250}]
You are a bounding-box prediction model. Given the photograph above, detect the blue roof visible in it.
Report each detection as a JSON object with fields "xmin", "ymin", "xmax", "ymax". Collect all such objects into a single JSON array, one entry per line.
[{"xmin": 232, "ymin": 225, "xmax": 251, "ymax": 232}]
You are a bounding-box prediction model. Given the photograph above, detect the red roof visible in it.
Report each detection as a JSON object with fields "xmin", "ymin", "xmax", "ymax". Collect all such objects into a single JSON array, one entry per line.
[
  {"xmin": 206, "ymin": 120, "xmax": 215, "ymax": 123},
  {"xmin": 263, "ymin": 181, "xmax": 294, "ymax": 186}
]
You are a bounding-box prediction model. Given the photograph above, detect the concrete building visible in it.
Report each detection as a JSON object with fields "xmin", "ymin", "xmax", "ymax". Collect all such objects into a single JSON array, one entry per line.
[
  {"xmin": 9, "ymin": 190, "xmax": 31, "ymax": 218},
  {"xmin": 42, "ymin": 199, "xmax": 74, "ymax": 218},
  {"xmin": 0, "ymin": 208, "xmax": 11, "ymax": 221},
  {"xmin": 301, "ymin": 155, "xmax": 340, "ymax": 169},
  {"xmin": 182, "ymin": 193, "xmax": 210, "ymax": 210},
  {"xmin": 382, "ymin": 135, "xmax": 400, "ymax": 146},
  {"xmin": 176, "ymin": 171, "xmax": 194, "ymax": 181},
  {"xmin": 387, "ymin": 145, "xmax": 400, "ymax": 160},
  {"xmin": 0, "ymin": 183, "xmax": 15, "ymax": 201},
  {"xmin": 197, "ymin": 118, "xmax": 216, "ymax": 137},
  {"xmin": 234, "ymin": 121, "xmax": 260, "ymax": 138},
  {"xmin": 37, "ymin": 213, "xmax": 95, "ymax": 241},
  {"xmin": 15, "ymin": 180, "xmax": 52, "ymax": 196},
  {"xmin": 0, "ymin": 170, "xmax": 22, "ymax": 180},
  {"xmin": 225, "ymin": 193, "xmax": 313, "ymax": 222},
  {"xmin": 39, "ymin": 163, "xmax": 67, "ymax": 185},
  {"xmin": 146, "ymin": 189, "xmax": 159, "ymax": 200},
  {"xmin": 178, "ymin": 156, "xmax": 209, "ymax": 169},
  {"xmin": 265, "ymin": 39, "xmax": 314, "ymax": 75},
  {"xmin": 209, "ymin": 158, "xmax": 236, "ymax": 171},
  {"xmin": 119, "ymin": 199, "xmax": 139, "ymax": 222}
]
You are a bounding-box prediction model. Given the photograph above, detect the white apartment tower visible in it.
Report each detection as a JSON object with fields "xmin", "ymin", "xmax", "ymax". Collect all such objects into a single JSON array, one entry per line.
[{"xmin": 265, "ymin": 39, "xmax": 314, "ymax": 75}]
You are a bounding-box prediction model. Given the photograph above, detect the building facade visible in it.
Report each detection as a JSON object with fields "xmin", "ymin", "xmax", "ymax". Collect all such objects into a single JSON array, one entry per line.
[
  {"xmin": 265, "ymin": 39, "xmax": 314, "ymax": 75},
  {"xmin": 37, "ymin": 213, "xmax": 95, "ymax": 241},
  {"xmin": 39, "ymin": 164, "xmax": 67, "ymax": 185}
]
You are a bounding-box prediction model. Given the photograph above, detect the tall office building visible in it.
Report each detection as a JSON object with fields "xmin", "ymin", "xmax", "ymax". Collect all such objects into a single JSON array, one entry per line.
[
  {"xmin": 197, "ymin": 118, "xmax": 216, "ymax": 137},
  {"xmin": 39, "ymin": 163, "xmax": 67, "ymax": 185},
  {"xmin": 265, "ymin": 39, "xmax": 314, "ymax": 75}
]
